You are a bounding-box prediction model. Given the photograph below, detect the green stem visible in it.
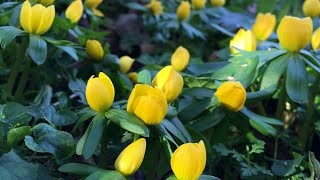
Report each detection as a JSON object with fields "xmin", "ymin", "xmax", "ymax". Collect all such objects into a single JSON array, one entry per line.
[
  {"xmin": 98, "ymin": 121, "xmax": 108, "ymax": 169},
  {"xmin": 14, "ymin": 58, "xmax": 32, "ymax": 100},
  {"xmin": 250, "ymin": 86, "xmax": 266, "ymax": 116},
  {"xmin": 299, "ymin": 76, "xmax": 320, "ymax": 150},
  {"xmin": 276, "ymin": 79, "xmax": 286, "ymax": 120},
  {"xmin": 273, "ymin": 136, "xmax": 279, "ymax": 160}
]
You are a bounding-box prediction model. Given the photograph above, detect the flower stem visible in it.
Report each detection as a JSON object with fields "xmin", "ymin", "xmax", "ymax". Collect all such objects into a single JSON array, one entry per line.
[
  {"xmin": 14, "ymin": 57, "xmax": 32, "ymax": 100},
  {"xmin": 298, "ymin": 76, "xmax": 320, "ymax": 150},
  {"xmin": 98, "ymin": 120, "xmax": 108, "ymax": 169},
  {"xmin": 276, "ymin": 79, "xmax": 286, "ymax": 120}
]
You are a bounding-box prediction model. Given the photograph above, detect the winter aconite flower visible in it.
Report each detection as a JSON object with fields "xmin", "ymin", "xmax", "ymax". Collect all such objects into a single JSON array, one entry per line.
[
  {"xmin": 128, "ymin": 72, "xmax": 138, "ymax": 84},
  {"xmin": 152, "ymin": 66, "xmax": 184, "ymax": 102},
  {"xmin": 146, "ymin": 0, "xmax": 164, "ymax": 15},
  {"xmin": 66, "ymin": 0, "xmax": 83, "ymax": 23},
  {"xmin": 20, "ymin": 1, "xmax": 55, "ymax": 35},
  {"xmin": 30, "ymin": 0, "xmax": 54, "ymax": 6},
  {"xmin": 86, "ymin": 72, "xmax": 115, "ymax": 113},
  {"xmin": 303, "ymin": 0, "xmax": 320, "ymax": 18},
  {"xmin": 119, "ymin": 56, "xmax": 135, "ymax": 73},
  {"xmin": 171, "ymin": 141, "xmax": 206, "ymax": 180},
  {"xmin": 210, "ymin": 0, "xmax": 225, "ymax": 6},
  {"xmin": 127, "ymin": 84, "xmax": 168, "ymax": 125},
  {"xmin": 277, "ymin": 16, "xmax": 313, "ymax": 52},
  {"xmin": 115, "ymin": 138, "xmax": 146, "ymax": 176},
  {"xmin": 312, "ymin": 27, "xmax": 320, "ymax": 50},
  {"xmin": 192, "ymin": 0, "xmax": 206, "ymax": 10},
  {"xmin": 229, "ymin": 28, "xmax": 256, "ymax": 54},
  {"xmin": 215, "ymin": 81, "xmax": 246, "ymax": 112},
  {"xmin": 177, "ymin": 1, "xmax": 191, "ymax": 21},
  {"xmin": 171, "ymin": 46, "xmax": 190, "ymax": 72},
  {"xmin": 86, "ymin": 39, "xmax": 104, "ymax": 61},
  {"xmin": 252, "ymin": 13, "xmax": 276, "ymax": 41},
  {"xmin": 85, "ymin": 0, "xmax": 104, "ymax": 17}
]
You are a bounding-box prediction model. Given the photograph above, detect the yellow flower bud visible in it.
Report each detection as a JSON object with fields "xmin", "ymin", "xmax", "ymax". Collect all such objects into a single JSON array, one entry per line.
[
  {"xmin": 229, "ymin": 28, "xmax": 256, "ymax": 54},
  {"xmin": 115, "ymin": 138, "xmax": 146, "ymax": 176},
  {"xmin": 20, "ymin": 1, "xmax": 55, "ymax": 35},
  {"xmin": 312, "ymin": 27, "xmax": 320, "ymax": 50},
  {"xmin": 65, "ymin": 0, "xmax": 83, "ymax": 23},
  {"xmin": 303, "ymin": 0, "xmax": 320, "ymax": 18},
  {"xmin": 127, "ymin": 84, "xmax": 168, "ymax": 125},
  {"xmin": 177, "ymin": 1, "xmax": 191, "ymax": 21},
  {"xmin": 192, "ymin": 0, "xmax": 206, "ymax": 10},
  {"xmin": 119, "ymin": 56, "xmax": 135, "ymax": 73},
  {"xmin": 152, "ymin": 66, "xmax": 184, "ymax": 102},
  {"xmin": 214, "ymin": 81, "xmax": 246, "ymax": 112},
  {"xmin": 146, "ymin": 0, "xmax": 164, "ymax": 15},
  {"xmin": 277, "ymin": 16, "xmax": 313, "ymax": 52},
  {"xmin": 171, "ymin": 46, "xmax": 190, "ymax": 72},
  {"xmin": 128, "ymin": 72, "xmax": 138, "ymax": 84},
  {"xmin": 210, "ymin": 0, "xmax": 225, "ymax": 6},
  {"xmin": 86, "ymin": 72, "xmax": 115, "ymax": 113},
  {"xmin": 171, "ymin": 141, "xmax": 206, "ymax": 180},
  {"xmin": 252, "ymin": 13, "xmax": 276, "ymax": 41},
  {"xmin": 85, "ymin": 0, "xmax": 104, "ymax": 17},
  {"xmin": 30, "ymin": 0, "xmax": 54, "ymax": 6},
  {"xmin": 86, "ymin": 39, "xmax": 104, "ymax": 61}
]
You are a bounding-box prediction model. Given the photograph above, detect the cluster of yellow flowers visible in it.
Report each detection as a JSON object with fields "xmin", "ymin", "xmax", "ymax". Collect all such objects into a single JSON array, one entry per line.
[{"xmin": 146, "ymin": 0, "xmax": 226, "ymax": 20}]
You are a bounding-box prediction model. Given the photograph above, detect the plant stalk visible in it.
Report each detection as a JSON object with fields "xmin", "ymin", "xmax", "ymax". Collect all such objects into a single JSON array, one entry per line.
[
  {"xmin": 98, "ymin": 120, "xmax": 108, "ymax": 169},
  {"xmin": 14, "ymin": 57, "xmax": 32, "ymax": 100}
]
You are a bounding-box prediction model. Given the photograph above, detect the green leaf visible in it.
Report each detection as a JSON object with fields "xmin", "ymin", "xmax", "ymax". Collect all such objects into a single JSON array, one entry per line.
[
  {"xmin": 85, "ymin": 170, "xmax": 126, "ymax": 180},
  {"xmin": 286, "ymin": 56, "xmax": 308, "ymax": 104},
  {"xmin": 246, "ymin": 85, "xmax": 277, "ymax": 103},
  {"xmin": 82, "ymin": 114, "xmax": 105, "ymax": 159},
  {"xmin": 42, "ymin": 37, "xmax": 75, "ymax": 46},
  {"xmin": 58, "ymin": 163, "xmax": 105, "ymax": 176},
  {"xmin": 56, "ymin": 45, "xmax": 79, "ymax": 61},
  {"xmin": 187, "ymin": 62, "xmax": 228, "ymax": 76},
  {"xmin": 105, "ymin": 109, "xmax": 149, "ymax": 137},
  {"xmin": 7, "ymin": 126, "xmax": 32, "ymax": 146},
  {"xmin": 171, "ymin": 117, "xmax": 192, "ymax": 142},
  {"xmin": 24, "ymin": 123, "xmax": 75, "ymax": 160},
  {"xmin": 183, "ymin": 75, "xmax": 216, "ymax": 89},
  {"xmin": 199, "ymin": 175, "xmax": 221, "ymax": 180},
  {"xmin": 161, "ymin": 119, "xmax": 187, "ymax": 143},
  {"xmin": 186, "ymin": 126, "xmax": 213, "ymax": 155},
  {"xmin": 271, "ymin": 155, "xmax": 303, "ymax": 177},
  {"xmin": 0, "ymin": 151, "xmax": 50, "ymax": 180},
  {"xmin": 0, "ymin": 102, "xmax": 33, "ymax": 125},
  {"xmin": 309, "ymin": 152, "xmax": 320, "ymax": 179},
  {"xmin": 212, "ymin": 57, "xmax": 258, "ymax": 88},
  {"xmin": 178, "ymin": 98, "xmax": 211, "ymax": 123},
  {"xmin": 9, "ymin": 4, "xmax": 22, "ymax": 27},
  {"xmin": 29, "ymin": 34, "xmax": 47, "ymax": 65},
  {"xmin": 260, "ymin": 54, "xmax": 290, "ymax": 90},
  {"xmin": 181, "ymin": 22, "xmax": 206, "ymax": 39},
  {"xmin": 126, "ymin": 2, "xmax": 147, "ymax": 11},
  {"xmin": 0, "ymin": 26, "xmax": 25, "ymax": 49},
  {"xmin": 182, "ymin": 87, "xmax": 214, "ymax": 98},
  {"xmin": 157, "ymin": 124, "xmax": 178, "ymax": 146},
  {"xmin": 138, "ymin": 69, "xmax": 152, "ymax": 85}
]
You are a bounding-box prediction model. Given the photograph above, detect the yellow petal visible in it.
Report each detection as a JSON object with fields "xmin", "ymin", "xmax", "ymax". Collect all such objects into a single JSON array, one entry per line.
[
  {"xmin": 177, "ymin": 1, "xmax": 191, "ymax": 21},
  {"xmin": 20, "ymin": 1, "xmax": 32, "ymax": 33},
  {"xmin": 86, "ymin": 39, "xmax": 104, "ymax": 61},
  {"xmin": 66, "ymin": 0, "xmax": 83, "ymax": 23},
  {"xmin": 30, "ymin": 4, "xmax": 46, "ymax": 34},
  {"xmin": 252, "ymin": 13, "xmax": 276, "ymax": 41},
  {"xmin": 214, "ymin": 81, "xmax": 246, "ymax": 112},
  {"xmin": 39, "ymin": 0, "xmax": 54, "ymax": 6},
  {"xmin": 119, "ymin": 56, "xmax": 135, "ymax": 73},
  {"xmin": 146, "ymin": 0, "xmax": 164, "ymax": 15},
  {"xmin": 210, "ymin": 0, "xmax": 225, "ymax": 6},
  {"xmin": 127, "ymin": 84, "xmax": 154, "ymax": 113},
  {"xmin": 171, "ymin": 46, "xmax": 190, "ymax": 72},
  {"xmin": 85, "ymin": 72, "xmax": 115, "ymax": 113},
  {"xmin": 303, "ymin": 0, "xmax": 320, "ymax": 18},
  {"xmin": 171, "ymin": 141, "xmax": 207, "ymax": 180},
  {"xmin": 115, "ymin": 138, "xmax": 146, "ymax": 176},
  {"xmin": 229, "ymin": 28, "xmax": 256, "ymax": 54},
  {"xmin": 192, "ymin": 0, "xmax": 206, "ymax": 10},
  {"xmin": 85, "ymin": 0, "xmax": 103, "ymax": 9},
  {"xmin": 36, "ymin": 5, "xmax": 55, "ymax": 35},
  {"xmin": 128, "ymin": 72, "xmax": 138, "ymax": 84},
  {"xmin": 312, "ymin": 27, "xmax": 320, "ymax": 50},
  {"xmin": 92, "ymin": 8, "xmax": 104, "ymax": 17},
  {"xmin": 277, "ymin": 16, "xmax": 313, "ymax": 52}
]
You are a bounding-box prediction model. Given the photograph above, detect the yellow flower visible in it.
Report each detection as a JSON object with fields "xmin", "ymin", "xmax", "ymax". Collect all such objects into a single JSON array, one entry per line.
[
  {"xmin": 214, "ymin": 81, "xmax": 246, "ymax": 112},
  {"xmin": 127, "ymin": 84, "xmax": 168, "ymax": 125},
  {"xmin": 312, "ymin": 27, "xmax": 320, "ymax": 50},
  {"xmin": 30, "ymin": 0, "xmax": 54, "ymax": 6},
  {"xmin": 303, "ymin": 0, "xmax": 320, "ymax": 18},
  {"xmin": 177, "ymin": 1, "xmax": 191, "ymax": 21},
  {"xmin": 85, "ymin": 0, "xmax": 104, "ymax": 17},
  {"xmin": 152, "ymin": 66, "xmax": 184, "ymax": 102},
  {"xmin": 119, "ymin": 56, "xmax": 135, "ymax": 73},
  {"xmin": 229, "ymin": 28, "xmax": 256, "ymax": 54},
  {"xmin": 20, "ymin": 1, "xmax": 55, "ymax": 35},
  {"xmin": 128, "ymin": 72, "xmax": 138, "ymax": 84},
  {"xmin": 86, "ymin": 72, "xmax": 115, "ymax": 113},
  {"xmin": 192, "ymin": 0, "xmax": 206, "ymax": 10},
  {"xmin": 252, "ymin": 13, "xmax": 276, "ymax": 41},
  {"xmin": 146, "ymin": 0, "xmax": 164, "ymax": 15},
  {"xmin": 210, "ymin": 0, "xmax": 225, "ymax": 6},
  {"xmin": 171, "ymin": 46, "xmax": 190, "ymax": 72},
  {"xmin": 65, "ymin": 0, "xmax": 83, "ymax": 23},
  {"xmin": 115, "ymin": 138, "xmax": 146, "ymax": 176},
  {"xmin": 171, "ymin": 141, "xmax": 206, "ymax": 180},
  {"xmin": 86, "ymin": 39, "xmax": 104, "ymax": 61},
  {"xmin": 277, "ymin": 16, "xmax": 313, "ymax": 52}
]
